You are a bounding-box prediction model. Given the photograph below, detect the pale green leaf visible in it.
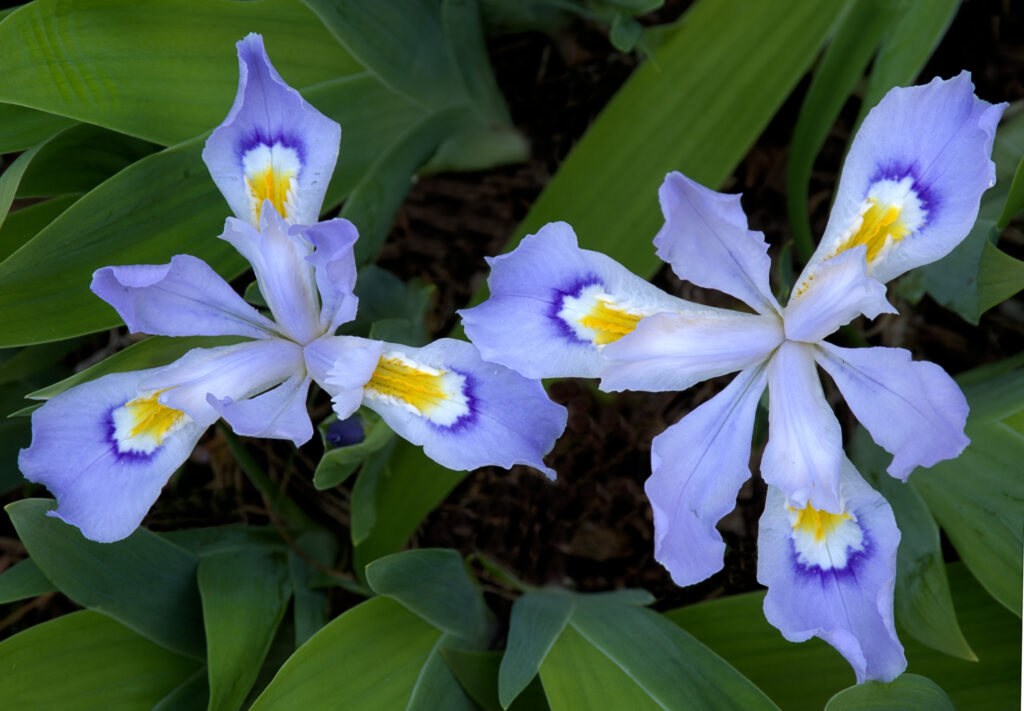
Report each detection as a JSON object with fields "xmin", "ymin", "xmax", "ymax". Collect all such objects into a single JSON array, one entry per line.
[{"xmin": 0, "ymin": 557, "xmax": 56, "ymax": 604}]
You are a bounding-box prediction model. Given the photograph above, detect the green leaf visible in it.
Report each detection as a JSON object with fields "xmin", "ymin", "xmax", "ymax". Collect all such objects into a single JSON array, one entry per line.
[
  {"xmin": 27, "ymin": 335, "xmax": 248, "ymax": 400},
  {"xmin": 0, "ymin": 610, "xmax": 200, "ymax": 711},
  {"xmin": 159, "ymin": 524, "xmax": 288, "ymax": 557},
  {"xmin": 16, "ymin": 124, "xmax": 158, "ymax": 198},
  {"xmin": 609, "ymin": 14, "xmax": 644, "ymax": 53},
  {"xmin": 0, "ymin": 195, "xmax": 76, "ymax": 264},
  {"xmin": 249, "ymin": 597, "xmax": 444, "ymax": 710},
  {"xmin": 442, "ymin": 0, "xmax": 513, "ymax": 123},
  {"xmin": 350, "ymin": 440, "xmax": 395, "ymax": 545},
  {"xmin": 855, "ymin": 0, "xmax": 960, "ymax": 129},
  {"xmin": 302, "ymin": 0, "xmax": 463, "ymax": 108},
  {"xmin": 976, "ymin": 236, "xmax": 1024, "ymax": 315},
  {"xmin": 665, "ymin": 563, "xmax": 1021, "ymax": 710},
  {"xmin": 0, "ymin": 102, "xmax": 74, "ymax": 154},
  {"xmin": 787, "ymin": 0, "xmax": 894, "ymax": 261},
  {"xmin": 0, "ymin": 142, "xmax": 42, "ymax": 231},
  {"xmin": 152, "ymin": 670, "xmax": 211, "ymax": 711},
  {"xmin": 910, "ymin": 367, "xmax": 1024, "ymax": 617},
  {"xmin": 366, "ymin": 548, "xmax": 492, "ymax": 643},
  {"xmin": 850, "ymin": 429, "xmax": 975, "ymax": 660},
  {"xmin": 442, "ymin": 648, "xmax": 551, "ymax": 711},
  {"xmin": 353, "ymin": 439, "xmax": 468, "ymax": 574},
  {"xmin": 344, "ymin": 265, "xmax": 434, "ymax": 344},
  {"xmin": 554, "ymin": 595, "xmax": 779, "ymax": 710},
  {"xmin": 500, "ymin": 592, "xmax": 574, "ymax": 708},
  {"xmin": 0, "ymin": 557, "xmax": 56, "ymax": 604},
  {"xmin": 824, "ymin": 673, "xmax": 955, "ymax": 711},
  {"xmin": 314, "ymin": 409, "xmax": 395, "ymax": 490},
  {"xmin": 0, "ymin": 0, "xmax": 360, "ymax": 145},
  {"xmin": 288, "ymin": 529, "xmax": 338, "ymax": 647},
  {"xmin": 199, "ymin": 548, "xmax": 292, "ymax": 711},
  {"xmin": 996, "ymin": 154, "xmax": 1024, "ymax": 230},
  {"xmin": 6, "ymin": 498, "xmax": 206, "ymax": 659},
  {"xmin": 507, "ymin": 0, "xmax": 846, "ymax": 280}
]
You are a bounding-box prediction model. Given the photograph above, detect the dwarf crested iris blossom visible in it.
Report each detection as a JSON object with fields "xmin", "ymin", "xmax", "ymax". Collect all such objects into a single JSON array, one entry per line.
[
  {"xmin": 462, "ymin": 74, "xmax": 1004, "ymax": 681},
  {"xmin": 18, "ymin": 34, "xmax": 566, "ymax": 543}
]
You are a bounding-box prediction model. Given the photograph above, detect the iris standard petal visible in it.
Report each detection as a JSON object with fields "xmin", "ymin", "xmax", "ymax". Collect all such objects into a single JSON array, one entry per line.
[
  {"xmin": 816, "ymin": 342, "xmax": 969, "ymax": 480},
  {"xmin": 762, "ymin": 340, "xmax": 843, "ymax": 512},
  {"xmin": 802, "ymin": 73, "xmax": 1006, "ymax": 285},
  {"xmin": 18, "ymin": 370, "xmax": 206, "ymax": 543},
  {"xmin": 757, "ymin": 460, "xmax": 905, "ymax": 683},
  {"xmin": 220, "ymin": 210, "xmax": 322, "ymax": 344},
  {"xmin": 358, "ymin": 338, "xmax": 567, "ymax": 478},
  {"xmin": 209, "ymin": 374, "xmax": 313, "ymax": 447},
  {"xmin": 654, "ymin": 171, "xmax": 781, "ymax": 315},
  {"xmin": 139, "ymin": 340, "xmax": 305, "ymax": 427},
  {"xmin": 91, "ymin": 254, "xmax": 279, "ymax": 339},
  {"xmin": 303, "ymin": 335, "xmax": 384, "ymax": 419},
  {"xmin": 202, "ymin": 33, "xmax": 341, "ymax": 227},
  {"xmin": 783, "ymin": 246, "xmax": 895, "ymax": 343},
  {"xmin": 303, "ymin": 218, "xmax": 360, "ymax": 334},
  {"xmin": 646, "ymin": 363, "xmax": 768, "ymax": 586},
  {"xmin": 600, "ymin": 310, "xmax": 782, "ymax": 393},
  {"xmin": 460, "ymin": 221, "xmax": 699, "ymax": 379}
]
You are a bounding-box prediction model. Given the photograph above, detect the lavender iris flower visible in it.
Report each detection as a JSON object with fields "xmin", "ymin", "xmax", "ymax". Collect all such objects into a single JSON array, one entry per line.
[
  {"xmin": 462, "ymin": 74, "xmax": 1005, "ymax": 682},
  {"xmin": 18, "ymin": 35, "xmax": 566, "ymax": 543}
]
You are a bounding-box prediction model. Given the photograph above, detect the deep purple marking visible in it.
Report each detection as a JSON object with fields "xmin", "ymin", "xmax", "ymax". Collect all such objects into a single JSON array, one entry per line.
[
  {"xmin": 104, "ymin": 404, "xmax": 159, "ymax": 464},
  {"xmin": 868, "ymin": 162, "xmax": 939, "ymax": 224},
  {"xmin": 235, "ymin": 131, "xmax": 306, "ymax": 172},
  {"xmin": 789, "ymin": 525, "xmax": 875, "ymax": 587},
  {"xmin": 430, "ymin": 368, "xmax": 478, "ymax": 433},
  {"xmin": 546, "ymin": 273, "xmax": 603, "ymax": 345}
]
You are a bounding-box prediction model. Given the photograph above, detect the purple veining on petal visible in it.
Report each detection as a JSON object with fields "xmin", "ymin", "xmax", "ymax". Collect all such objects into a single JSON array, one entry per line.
[
  {"xmin": 789, "ymin": 526, "xmax": 875, "ymax": 587},
  {"xmin": 429, "ymin": 368, "xmax": 478, "ymax": 433},
  {"xmin": 868, "ymin": 162, "xmax": 938, "ymax": 223},
  {"xmin": 235, "ymin": 132, "xmax": 306, "ymax": 169},
  {"xmin": 546, "ymin": 274, "xmax": 603, "ymax": 344}
]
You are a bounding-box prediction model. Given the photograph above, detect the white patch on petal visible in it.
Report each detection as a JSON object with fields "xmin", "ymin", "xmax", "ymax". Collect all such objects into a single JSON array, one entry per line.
[
  {"xmin": 558, "ymin": 284, "xmax": 646, "ymax": 346},
  {"xmin": 787, "ymin": 503, "xmax": 865, "ymax": 571},
  {"xmin": 111, "ymin": 390, "xmax": 191, "ymax": 455},
  {"xmin": 830, "ymin": 176, "xmax": 926, "ymax": 268},
  {"xmin": 361, "ymin": 352, "xmax": 470, "ymax": 427},
  {"xmin": 242, "ymin": 143, "xmax": 301, "ymax": 223}
]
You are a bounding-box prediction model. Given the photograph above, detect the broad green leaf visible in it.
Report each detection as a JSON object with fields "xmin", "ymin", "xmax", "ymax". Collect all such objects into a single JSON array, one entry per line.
[
  {"xmin": 996, "ymin": 154, "xmax": 1024, "ymax": 230},
  {"xmin": 408, "ymin": 634, "xmax": 482, "ymax": 711},
  {"xmin": 16, "ymin": 124, "xmax": 158, "ymax": 198},
  {"xmin": 350, "ymin": 440, "xmax": 395, "ymax": 545},
  {"xmin": 0, "ymin": 0, "xmax": 359, "ymax": 145},
  {"xmin": 911, "ymin": 369, "xmax": 1024, "ymax": 617},
  {"xmin": 500, "ymin": 592, "xmax": 574, "ymax": 708},
  {"xmin": 152, "ymin": 671, "xmax": 211, "ymax": 711},
  {"xmin": 314, "ymin": 409, "xmax": 395, "ymax": 489},
  {"xmin": 787, "ymin": 0, "xmax": 894, "ymax": 261},
  {"xmin": 199, "ymin": 548, "xmax": 292, "ymax": 711},
  {"xmin": 302, "ymin": 0, "xmax": 464, "ymax": 107},
  {"xmin": 288, "ymin": 529, "xmax": 338, "ymax": 647},
  {"xmin": 0, "ymin": 195, "xmax": 76, "ymax": 263},
  {"xmin": 850, "ymin": 429, "xmax": 975, "ymax": 660},
  {"xmin": 353, "ymin": 439, "xmax": 468, "ymax": 574},
  {"xmin": 976, "ymin": 236, "xmax": 1024, "ymax": 315},
  {"xmin": 6, "ymin": 498, "xmax": 206, "ymax": 658},
  {"xmin": 442, "ymin": 648, "xmax": 551, "ymax": 711},
  {"xmin": 0, "ymin": 142, "xmax": 41, "ymax": 231},
  {"xmin": 666, "ymin": 563, "xmax": 1021, "ymax": 710},
  {"xmin": 855, "ymin": 0, "xmax": 961, "ymax": 129},
  {"xmin": 0, "ymin": 102, "xmax": 74, "ymax": 154},
  {"xmin": 442, "ymin": 0, "xmax": 514, "ymax": 123},
  {"xmin": 824, "ymin": 674, "xmax": 955, "ymax": 711},
  {"xmin": 159, "ymin": 524, "xmax": 289, "ymax": 556},
  {"xmin": 27, "ymin": 335, "xmax": 247, "ymax": 400},
  {"xmin": 249, "ymin": 597, "xmax": 443, "ymax": 710},
  {"xmin": 508, "ymin": 0, "xmax": 846, "ymax": 279},
  {"xmin": 561, "ymin": 595, "xmax": 779, "ymax": 710},
  {"xmin": 0, "ymin": 557, "xmax": 56, "ymax": 604},
  {"xmin": 366, "ymin": 548, "xmax": 492, "ymax": 643},
  {"xmin": 343, "ymin": 265, "xmax": 434, "ymax": 345},
  {"xmin": 0, "ymin": 610, "xmax": 200, "ymax": 711}
]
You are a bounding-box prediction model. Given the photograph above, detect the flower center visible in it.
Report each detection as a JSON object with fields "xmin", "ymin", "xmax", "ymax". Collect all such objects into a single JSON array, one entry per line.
[
  {"xmin": 559, "ymin": 284, "xmax": 643, "ymax": 345},
  {"xmin": 111, "ymin": 390, "xmax": 187, "ymax": 455},
  {"xmin": 364, "ymin": 353, "xmax": 470, "ymax": 427},
  {"xmin": 242, "ymin": 142, "xmax": 299, "ymax": 222},
  {"xmin": 786, "ymin": 502, "xmax": 864, "ymax": 571},
  {"xmin": 831, "ymin": 176, "xmax": 925, "ymax": 267}
]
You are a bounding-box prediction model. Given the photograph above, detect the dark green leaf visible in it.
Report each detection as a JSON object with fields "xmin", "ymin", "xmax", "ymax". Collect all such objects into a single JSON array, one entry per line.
[
  {"xmin": 0, "ymin": 102, "xmax": 74, "ymax": 154},
  {"xmin": 442, "ymin": 0, "xmax": 512, "ymax": 123},
  {"xmin": 505, "ymin": 0, "xmax": 846, "ymax": 280},
  {"xmin": 151, "ymin": 670, "xmax": 210, "ymax": 711},
  {"xmin": 825, "ymin": 673, "xmax": 955, "ymax": 711},
  {"xmin": 0, "ymin": 195, "xmax": 76, "ymax": 263},
  {"xmin": 0, "ymin": 0, "xmax": 360, "ymax": 145},
  {"xmin": 314, "ymin": 409, "xmax": 395, "ymax": 490},
  {"xmin": 289, "ymin": 528, "xmax": 338, "ymax": 647},
  {"xmin": 344, "ymin": 265, "xmax": 434, "ymax": 345},
  {"xmin": 996, "ymin": 154, "xmax": 1024, "ymax": 230},
  {"xmin": 0, "ymin": 610, "xmax": 200, "ymax": 710},
  {"xmin": 0, "ymin": 557, "xmax": 56, "ymax": 604},
  {"xmin": 366, "ymin": 548, "xmax": 492, "ymax": 643},
  {"xmin": 350, "ymin": 440, "xmax": 395, "ymax": 545},
  {"xmin": 443, "ymin": 648, "xmax": 551, "ymax": 711},
  {"xmin": 159, "ymin": 524, "xmax": 289, "ymax": 557},
  {"xmin": 787, "ymin": 0, "xmax": 894, "ymax": 261},
  {"xmin": 199, "ymin": 548, "xmax": 292, "ymax": 711},
  {"xmin": 6, "ymin": 498, "xmax": 206, "ymax": 658},
  {"xmin": 500, "ymin": 592, "xmax": 573, "ymax": 708},
  {"xmin": 609, "ymin": 14, "xmax": 643, "ymax": 52},
  {"xmin": 0, "ymin": 142, "xmax": 42, "ymax": 231},
  {"xmin": 850, "ymin": 429, "xmax": 975, "ymax": 660},
  {"xmin": 249, "ymin": 597, "xmax": 443, "ymax": 710},
  {"xmin": 665, "ymin": 563, "xmax": 1021, "ymax": 710}
]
